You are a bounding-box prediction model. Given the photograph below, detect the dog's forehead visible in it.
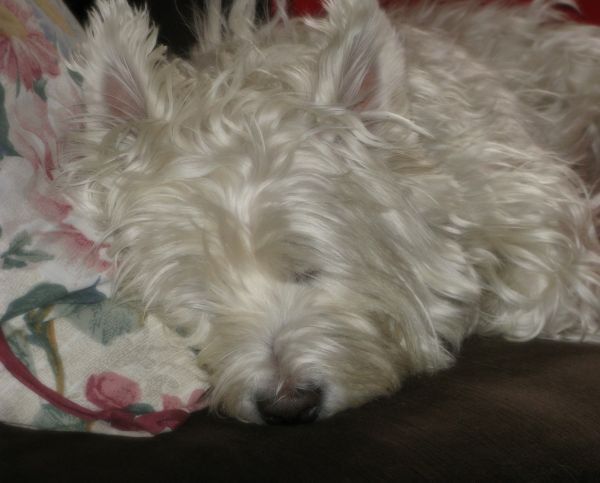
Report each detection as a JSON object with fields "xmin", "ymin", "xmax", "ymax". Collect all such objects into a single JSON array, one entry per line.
[
  {"xmin": 187, "ymin": 34, "xmax": 322, "ymax": 110},
  {"xmin": 170, "ymin": 82, "xmax": 319, "ymax": 163}
]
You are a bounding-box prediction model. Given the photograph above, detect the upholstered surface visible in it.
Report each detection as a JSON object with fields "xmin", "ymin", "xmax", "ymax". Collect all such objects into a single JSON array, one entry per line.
[{"xmin": 2, "ymin": 337, "xmax": 600, "ymax": 481}]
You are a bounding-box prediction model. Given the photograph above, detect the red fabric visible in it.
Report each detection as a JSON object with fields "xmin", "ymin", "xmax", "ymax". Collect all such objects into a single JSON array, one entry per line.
[{"xmin": 286, "ymin": 0, "xmax": 600, "ymax": 25}]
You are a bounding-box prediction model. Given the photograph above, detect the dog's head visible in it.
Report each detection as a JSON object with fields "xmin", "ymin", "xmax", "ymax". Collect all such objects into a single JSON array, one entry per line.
[{"xmin": 62, "ymin": 0, "xmax": 468, "ymax": 423}]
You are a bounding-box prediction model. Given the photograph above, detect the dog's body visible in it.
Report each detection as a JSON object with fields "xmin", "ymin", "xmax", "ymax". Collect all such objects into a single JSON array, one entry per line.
[{"xmin": 59, "ymin": 0, "xmax": 600, "ymax": 423}]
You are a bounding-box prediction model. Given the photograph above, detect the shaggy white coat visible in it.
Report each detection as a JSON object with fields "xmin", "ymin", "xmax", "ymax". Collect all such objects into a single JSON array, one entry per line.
[{"xmin": 59, "ymin": 0, "xmax": 600, "ymax": 422}]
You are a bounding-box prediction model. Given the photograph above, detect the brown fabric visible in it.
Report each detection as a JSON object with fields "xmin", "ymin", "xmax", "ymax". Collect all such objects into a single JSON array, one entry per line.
[{"xmin": 1, "ymin": 337, "xmax": 600, "ymax": 482}]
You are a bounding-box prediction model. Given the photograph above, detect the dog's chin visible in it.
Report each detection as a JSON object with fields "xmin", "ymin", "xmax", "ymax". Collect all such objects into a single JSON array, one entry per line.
[
  {"xmin": 210, "ymin": 377, "xmax": 392, "ymax": 424},
  {"xmin": 202, "ymin": 332, "xmax": 405, "ymax": 425}
]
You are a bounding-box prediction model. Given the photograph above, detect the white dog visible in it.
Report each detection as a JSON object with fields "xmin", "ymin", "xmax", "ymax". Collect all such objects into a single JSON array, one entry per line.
[{"xmin": 58, "ymin": 0, "xmax": 600, "ymax": 424}]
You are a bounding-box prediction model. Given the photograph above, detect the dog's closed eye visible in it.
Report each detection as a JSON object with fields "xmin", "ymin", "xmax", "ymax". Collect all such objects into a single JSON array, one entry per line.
[{"xmin": 293, "ymin": 269, "xmax": 321, "ymax": 284}]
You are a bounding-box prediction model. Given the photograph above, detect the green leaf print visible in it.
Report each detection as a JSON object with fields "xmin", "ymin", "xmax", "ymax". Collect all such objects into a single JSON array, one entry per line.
[
  {"xmin": 0, "ymin": 282, "xmax": 113, "ymax": 394},
  {"xmin": 6, "ymin": 330, "xmax": 36, "ymax": 375},
  {"xmin": 126, "ymin": 403, "xmax": 155, "ymax": 415},
  {"xmin": 1, "ymin": 231, "xmax": 54, "ymax": 270},
  {"xmin": 0, "ymin": 83, "xmax": 18, "ymax": 159},
  {"xmin": 24, "ymin": 307, "xmax": 65, "ymax": 393},
  {"xmin": 33, "ymin": 404, "xmax": 87, "ymax": 432},
  {"xmin": 32, "ymin": 78, "xmax": 47, "ymax": 102},
  {"xmin": 59, "ymin": 283, "xmax": 107, "ymax": 306},
  {"xmin": 0, "ymin": 283, "xmax": 68, "ymax": 324},
  {"xmin": 64, "ymin": 299, "xmax": 140, "ymax": 345},
  {"xmin": 1, "ymin": 281, "xmax": 138, "ymax": 346}
]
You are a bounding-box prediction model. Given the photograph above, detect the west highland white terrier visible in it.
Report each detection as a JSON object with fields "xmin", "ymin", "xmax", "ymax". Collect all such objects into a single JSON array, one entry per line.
[{"xmin": 58, "ymin": 0, "xmax": 600, "ymax": 424}]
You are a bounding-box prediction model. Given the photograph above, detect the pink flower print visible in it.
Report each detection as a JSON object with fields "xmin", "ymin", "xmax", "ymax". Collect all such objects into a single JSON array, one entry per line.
[
  {"xmin": 162, "ymin": 388, "xmax": 208, "ymax": 412},
  {"xmin": 161, "ymin": 394, "xmax": 184, "ymax": 411},
  {"xmin": 28, "ymin": 189, "xmax": 72, "ymax": 223},
  {"xmin": 7, "ymin": 87, "xmax": 57, "ymax": 179},
  {"xmin": 43, "ymin": 222, "xmax": 112, "ymax": 272},
  {"xmin": 0, "ymin": 0, "xmax": 59, "ymax": 90},
  {"xmin": 86, "ymin": 372, "xmax": 142, "ymax": 410},
  {"xmin": 136, "ymin": 410, "xmax": 190, "ymax": 434}
]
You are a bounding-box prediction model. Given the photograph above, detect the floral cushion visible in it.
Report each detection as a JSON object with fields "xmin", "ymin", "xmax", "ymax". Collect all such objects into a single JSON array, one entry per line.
[{"xmin": 0, "ymin": 0, "xmax": 209, "ymax": 436}]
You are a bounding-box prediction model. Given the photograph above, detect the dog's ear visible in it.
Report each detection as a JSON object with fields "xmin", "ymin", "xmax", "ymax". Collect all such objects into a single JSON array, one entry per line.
[
  {"xmin": 314, "ymin": 0, "xmax": 406, "ymax": 112},
  {"xmin": 70, "ymin": 0, "xmax": 169, "ymax": 127}
]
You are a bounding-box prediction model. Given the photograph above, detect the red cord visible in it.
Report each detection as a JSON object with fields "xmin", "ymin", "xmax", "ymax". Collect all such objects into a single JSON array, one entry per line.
[{"xmin": 0, "ymin": 328, "xmax": 190, "ymax": 434}]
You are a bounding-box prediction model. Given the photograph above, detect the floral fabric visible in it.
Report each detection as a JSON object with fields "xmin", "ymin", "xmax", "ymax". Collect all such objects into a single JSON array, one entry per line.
[{"xmin": 0, "ymin": 0, "xmax": 209, "ymax": 436}]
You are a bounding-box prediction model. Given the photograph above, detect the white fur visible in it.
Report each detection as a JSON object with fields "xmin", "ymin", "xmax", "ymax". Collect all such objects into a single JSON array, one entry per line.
[{"xmin": 58, "ymin": 0, "xmax": 600, "ymax": 423}]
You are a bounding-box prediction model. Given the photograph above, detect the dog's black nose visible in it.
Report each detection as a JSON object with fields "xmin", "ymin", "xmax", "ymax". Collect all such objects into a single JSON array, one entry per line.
[{"xmin": 257, "ymin": 387, "xmax": 321, "ymax": 425}]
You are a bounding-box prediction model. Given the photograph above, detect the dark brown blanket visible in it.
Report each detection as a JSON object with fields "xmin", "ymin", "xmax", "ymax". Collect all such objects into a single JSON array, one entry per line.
[{"xmin": 2, "ymin": 337, "xmax": 600, "ymax": 482}]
